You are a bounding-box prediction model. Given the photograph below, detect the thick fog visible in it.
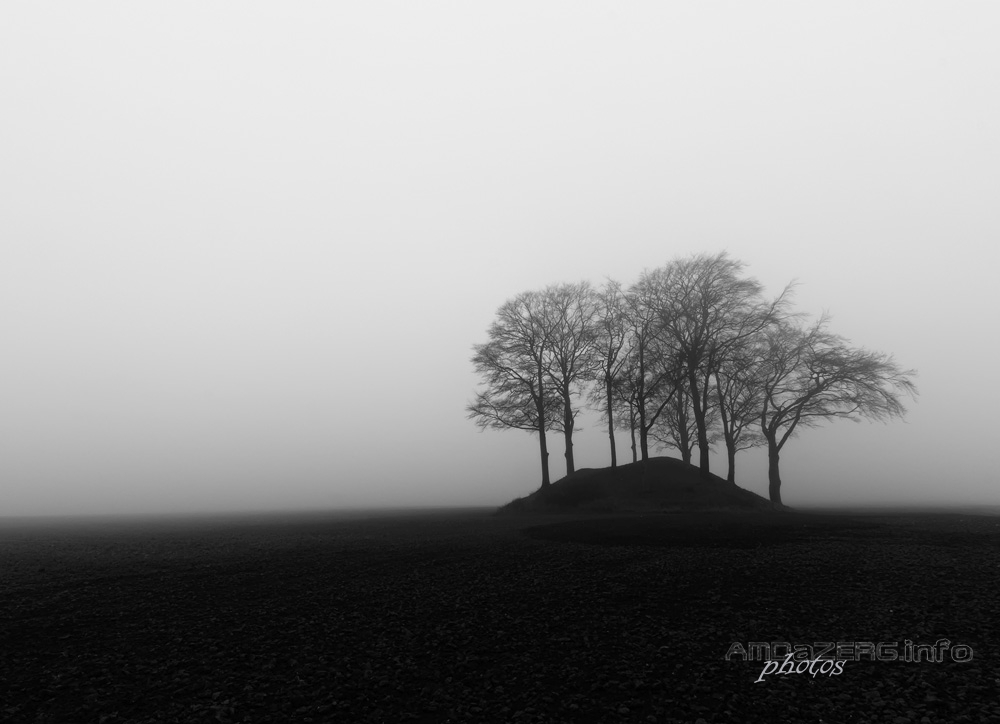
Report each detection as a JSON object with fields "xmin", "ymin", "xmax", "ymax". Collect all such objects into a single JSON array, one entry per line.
[{"xmin": 2, "ymin": 3, "xmax": 998, "ymax": 516}]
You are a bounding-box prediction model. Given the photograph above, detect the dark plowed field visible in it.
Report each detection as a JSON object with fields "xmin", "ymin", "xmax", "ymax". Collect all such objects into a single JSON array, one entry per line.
[{"xmin": 1, "ymin": 508, "xmax": 998, "ymax": 723}]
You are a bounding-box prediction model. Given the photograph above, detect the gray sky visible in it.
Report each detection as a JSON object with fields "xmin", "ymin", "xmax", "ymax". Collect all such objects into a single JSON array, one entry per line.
[{"xmin": 2, "ymin": 2, "xmax": 998, "ymax": 515}]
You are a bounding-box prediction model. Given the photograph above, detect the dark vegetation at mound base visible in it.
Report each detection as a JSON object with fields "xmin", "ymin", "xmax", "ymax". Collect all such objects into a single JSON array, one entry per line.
[{"xmin": 499, "ymin": 456, "xmax": 778, "ymax": 514}]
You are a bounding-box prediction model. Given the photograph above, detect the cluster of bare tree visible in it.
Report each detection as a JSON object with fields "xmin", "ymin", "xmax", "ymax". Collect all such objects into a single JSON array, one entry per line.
[{"xmin": 467, "ymin": 252, "xmax": 918, "ymax": 504}]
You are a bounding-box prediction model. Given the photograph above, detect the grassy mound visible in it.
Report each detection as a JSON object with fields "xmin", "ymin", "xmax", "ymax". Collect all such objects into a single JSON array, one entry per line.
[{"xmin": 498, "ymin": 456, "xmax": 778, "ymax": 514}]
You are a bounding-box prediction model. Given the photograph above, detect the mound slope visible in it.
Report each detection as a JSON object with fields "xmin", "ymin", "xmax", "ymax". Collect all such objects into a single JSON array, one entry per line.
[{"xmin": 498, "ymin": 456, "xmax": 777, "ymax": 513}]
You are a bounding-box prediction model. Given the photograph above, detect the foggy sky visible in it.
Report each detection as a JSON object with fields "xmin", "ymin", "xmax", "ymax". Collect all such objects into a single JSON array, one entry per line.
[{"xmin": 2, "ymin": 2, "xmax": 998, "ymax": 515}]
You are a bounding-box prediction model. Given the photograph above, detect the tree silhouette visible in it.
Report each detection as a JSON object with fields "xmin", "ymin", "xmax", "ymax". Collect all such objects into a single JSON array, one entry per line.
[
  {"xmin": 538, "ymin": 282, "xmax": 602, "ymax": 477},
  {"xmin": 645, "ymin": 252, "xmax": 788, "ymax": 477},
  {"xmin": 468, "ymin": 291, "xmax": 561, "ymax": 487},
  {"xmin": 624, "ymin": 275, "xmax": 684, "ymax": 461},
  {"xmin": 714, "ymin": 339, "xmax": 767, "ymax": 483},
  {"xmin": 649, "ymin": 386, "xmax": 719, "ymax": 466},
  {"xmin": 589, "ymin": 279, "xmax": 631, "ymax": 468},
  {"xmin": 756, "ymin": 317, "xmax": 918, "ymax": 504},
  {"xmin": 609, "ymin": 359, "xmax": 642, "ymax": 464},
  {"xmin": 469, "ymin": 253, "xmax": 916, "ymax": 500}
]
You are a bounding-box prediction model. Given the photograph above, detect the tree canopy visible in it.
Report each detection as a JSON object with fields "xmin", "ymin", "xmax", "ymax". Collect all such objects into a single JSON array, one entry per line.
[{"xmin": 468, "ymin": 253, "xmax": 917, "ymax": 502}]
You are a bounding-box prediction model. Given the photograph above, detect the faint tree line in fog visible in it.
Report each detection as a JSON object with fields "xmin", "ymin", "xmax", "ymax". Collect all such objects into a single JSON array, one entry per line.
[{"xmin": 467, "ymin": 252, "xmax": 918, "ymax": 504}]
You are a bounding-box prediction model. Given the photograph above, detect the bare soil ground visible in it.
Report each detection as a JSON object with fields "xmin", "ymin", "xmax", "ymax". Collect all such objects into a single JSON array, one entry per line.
[{"xmin": 1, "ymin": 507, "xmax": 998, "ymax": 723}]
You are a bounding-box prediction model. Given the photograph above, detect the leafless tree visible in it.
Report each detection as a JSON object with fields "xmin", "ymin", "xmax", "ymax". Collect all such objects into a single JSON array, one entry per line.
[
  {"xmin": 623, "ymin": 276, "xmax": 684, "ymax": 462},
  {"xmin": 588, "ymin": 279, "xmax": 631, "ymax": 467},
  {"xmin": 538, "ymin": 282, "xmax": 602, "ymax": 477},
  {"xmin": 649, "ymin": 386, "xmax": 719, "ymax": 465},
  {"xmin": 468, "ymin": 291, "xmax": 561, "ymax": 487},
  {"xmin": 647, "ymin": 252, "xmax": 789, "ymax": 476},
  {"xmin": 713, "ymin": 339, "xmax": 768, "ymax": 483},
  {"xmin": 609, "ymin": 358, "xmax": 642, "ymax": 464},
  {"xmin": 756, "ymin": 317, "xmax": 918, "ymax": 504}
]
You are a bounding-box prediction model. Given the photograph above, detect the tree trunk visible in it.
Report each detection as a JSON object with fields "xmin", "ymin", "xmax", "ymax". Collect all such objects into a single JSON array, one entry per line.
[
  {"xmin": 563, "ymin": 396, "xmax": 575, "ymax": 476},
  {"xmin": 637, "ymin": 347, "xmax": 649, "ymax": 462},
  {"xmin": 538, "ymin": 429, "xmax": 550, "ymax": 487},
  {"xmin": 689, "ymin": 370, "xmax": 710, "ymax": 475},
  {"xmin": 638, "ymin": 403, "xmax": 649, "ymax": 462},
  {"xmin": 676, "ymin": 396, "xmax": 690, "ymax": 465},
  {"xmin": 767, "ymin": 437, "xmax": 782, "ymax": 504},
  {"xmin": 536, "ymin": 363, "xmax": 550, "ymax": 487},
  {"xmin": 720, "ymin": 415, "xmax": 736, "ymax": 484},
  {"xmin": 629, "ymin": 414, "xmax": 638, "ymax": 464},
  {"xmin": 605, "ymin": 378, "xmax": 617, "ymax": 468},
  {"xmin": 715, "ymin": 376, "xmax": 736, "ymax": 483}
]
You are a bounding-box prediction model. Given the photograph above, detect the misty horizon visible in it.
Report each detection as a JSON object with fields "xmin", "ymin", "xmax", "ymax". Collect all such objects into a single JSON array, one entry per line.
[{"xmin": 3, "ymin": 3, "xmax": 998, "ymax": 516}]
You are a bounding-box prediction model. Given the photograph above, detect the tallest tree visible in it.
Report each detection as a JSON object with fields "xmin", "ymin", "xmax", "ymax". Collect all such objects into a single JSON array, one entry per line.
[{"xmin": 645, "ymin": 252, "xmax": 788, "ymax": 476}]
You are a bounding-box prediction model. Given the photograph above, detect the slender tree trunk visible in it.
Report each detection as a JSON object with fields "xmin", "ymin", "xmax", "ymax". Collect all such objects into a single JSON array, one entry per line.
[
  {"xmin": 637, "ymin": 347, "xmax": 649, "ymax": 462},
  {"xmin": 563, "ymin": 394, "xmax": 575, "ymax": 476},
  {"xmin": 629, "ymin": 404, "xmax": 638, "ymax": 463},
  {"xmin": 676, "ymin": 395, "xmax": 691, "ymax": 465},
  {"xmin": 678, "ymin": 426, "xmax": 691, "ymax": 465},
  {"xmin": 720, "ymin": 414, "xmax": 736, "ymax": 483},
  {"xmin": 766, "ymin": 436, "xmax": 782, "ymax": 504},
  {"xmin": 689, "ymin": 370, "xmax": 710, "ymax": 474},
  {"xmin": 536, "ymin": 363, "xmax": 551, "ymax": 487},
  {"xmin": 538, "ymin": 430, "xmax": 551, "ymax": 487},
  {"xmin": 638, "ymin": 402, "xmax": 649, "ymax": 462},
  {"xmin": 715, "ymin": 376, "xmax": 736, "ymax": 483},
  {"xmin": 605, "ymin": 378, "xmax": 617, "ymax": 468}
]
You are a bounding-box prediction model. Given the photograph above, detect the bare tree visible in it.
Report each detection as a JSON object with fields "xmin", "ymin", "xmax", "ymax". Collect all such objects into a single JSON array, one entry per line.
[
  {"xmin": 468, "ymin": 291, "xmax": 561, "ymax": 487},
  {"xmin": 756, "ymin": 317, "xmax": 918, "ymax": 504},
  {"xmin": 588, "ymin": 279, "xmax": 630, "ymax": 467},
  {"xmin": 647, "ymin": 252, "xmax": 788, "ymax": 476},
  {"xmin": 649, "ymin": 386, "xmax": 717, "ymax": 465},
  {"xmin": 609, "ymin": 358, "xmax": 642, "ymax": 464},
  {"xmin": 714, "ymin": 340, "xmax": 767, "ymax": 483},
  {"xmin": 623, "ymin": 274, "xmax": 686, "ymax": 461},
  {"xmin": 539, "ymin": 282, "xmax": 601, "ymax": 477}
]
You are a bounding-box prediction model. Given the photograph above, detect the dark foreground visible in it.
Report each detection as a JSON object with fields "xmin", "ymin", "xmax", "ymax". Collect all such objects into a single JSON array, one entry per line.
[{"xmin": 1, "ymin": 507, "xmax": 998, "ymax": 724}]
